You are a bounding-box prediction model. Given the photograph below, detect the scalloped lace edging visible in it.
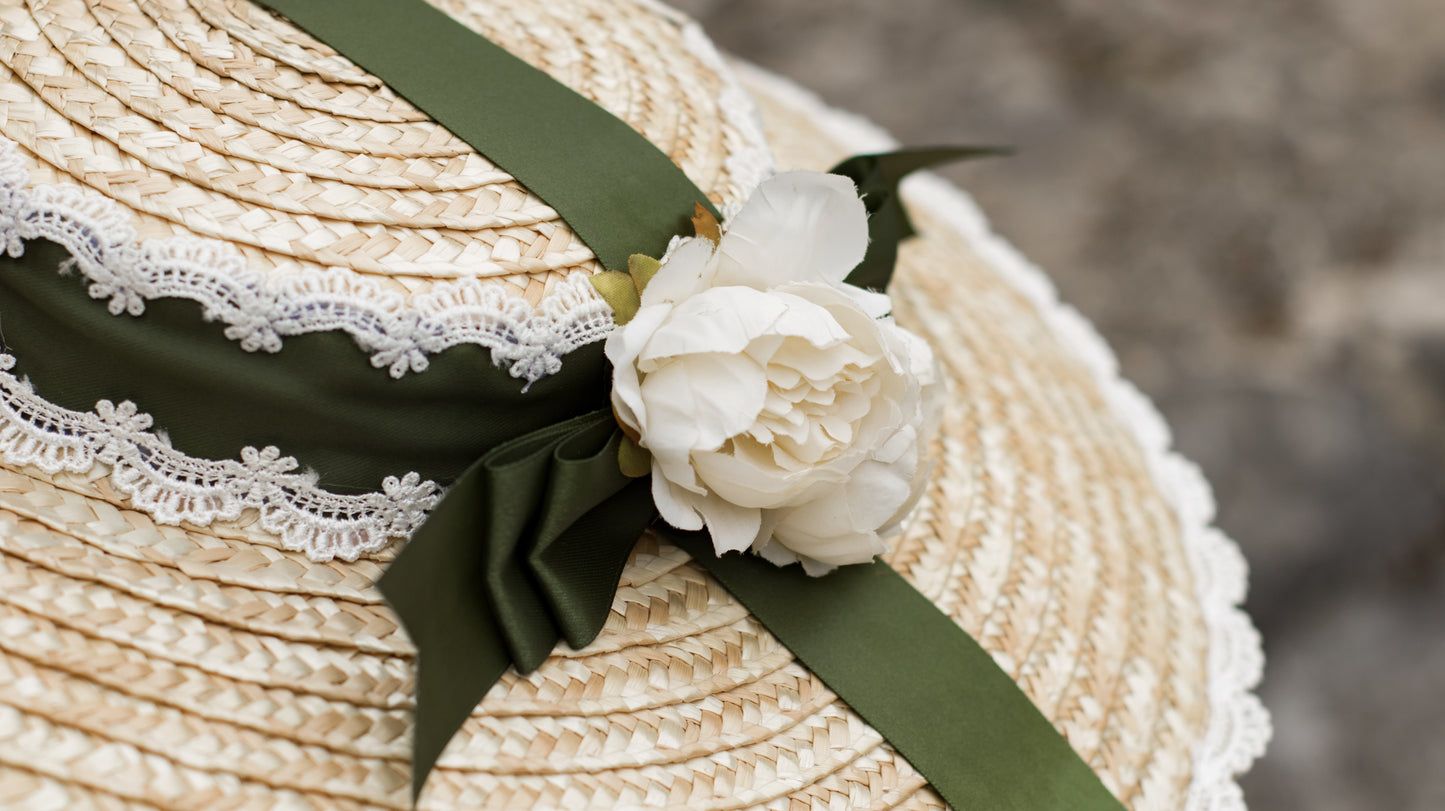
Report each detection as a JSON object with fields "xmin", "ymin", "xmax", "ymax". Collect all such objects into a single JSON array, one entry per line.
[
  {"xmin": 0, "ymin": 135, "xmax": 620, "ymax": 385},
  {"xmin": 0, "ymin": 353, "xmax": 439, "ymax": 562},
  {"xmin": 730, "ymin": 62, "xmax": 1272, "ymax": 811}
]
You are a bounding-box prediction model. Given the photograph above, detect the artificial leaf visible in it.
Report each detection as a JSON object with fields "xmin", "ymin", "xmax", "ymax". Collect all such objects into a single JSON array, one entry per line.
[
  {"xmin": 830, "ymin": 146, "xmax": 1010, "ymax": 292},
  {"xmin": 628, "ymin": 253, "xmax": 662, "ymax": 293},
  {"xmin": 692, "ymin": 201, "xmax": 722, "ymax": 244},
  {"xmin": 617, "ymin": 434, "xmax": 652, "ymax": 477},
  {"xmin": 589, "ymin": 270, "xmax": 641, "ymax": 324}
]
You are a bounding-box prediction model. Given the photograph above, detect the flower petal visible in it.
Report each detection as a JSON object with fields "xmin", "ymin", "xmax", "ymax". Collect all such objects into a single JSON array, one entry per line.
[
  {"xmin": 693, "ymin": 444, "xmax": 842, "ymax": 509},
  {"xmin": 767, "ymin": 451, "xmax": 917, "ymax": 563},
  {"xmin": 753, "ymin": 537, "xmax": 802, "ymax": 568},
  {"xmin": 640, "ymin": 288, "xmax": 850, "ymax": 365},
  {"xmin": 652, "ymin": 473, "xmax": 704, "ymax": 529},
  {"xmin": 605, "ymin": 304, "xmax": 673, "ymax": 432},
  {"xmin": 639, "ymin": 237, "xmax": 716, "ymax": 307},
  {"xmin": 714, "ymin": 172, "xmax": 868, "ymax": 289},
  {"xmin": 835, "ymin": 283, "xmax": 893, "ymax": 320},
  {"xmin": 697, "ymin": 495, "xmax": 764, "ymax": 555},
  {"xmin": 638, "ymin": 352, "xmax": 767, "ymax": 486},
  {"xmin": 639, "ymin": 288, "xmax": 787, "ymax": 363}
]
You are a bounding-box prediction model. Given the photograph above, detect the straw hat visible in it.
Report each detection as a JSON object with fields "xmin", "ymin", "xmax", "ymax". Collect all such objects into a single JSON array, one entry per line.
[{"xmin": 0, "ymin": 1, "xmax": 1269, "ymax": 809}]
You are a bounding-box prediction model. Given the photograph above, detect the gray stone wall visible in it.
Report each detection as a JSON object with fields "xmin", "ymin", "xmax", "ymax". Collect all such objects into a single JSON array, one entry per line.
[{"xmin": 667, "ymin": 1, "xmax": 1445, "ymax": 808}]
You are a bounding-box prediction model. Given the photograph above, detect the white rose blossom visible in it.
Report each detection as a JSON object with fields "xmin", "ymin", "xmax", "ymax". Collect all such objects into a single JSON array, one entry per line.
[{"xmin": 605, "ymin": 171, "xmax": 943, "ymax": 575}]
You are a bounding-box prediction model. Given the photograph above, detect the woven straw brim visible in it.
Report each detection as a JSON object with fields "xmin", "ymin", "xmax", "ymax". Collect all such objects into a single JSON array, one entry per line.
[{"xmin": 0, "ymin": 2, "xmax": 1215, "ymax": 810}]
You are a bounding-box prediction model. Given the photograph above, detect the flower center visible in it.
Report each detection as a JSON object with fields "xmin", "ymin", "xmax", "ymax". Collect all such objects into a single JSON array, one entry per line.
[{"xmin": 735, "ymin": 339, "xmax": 884, "ymax": 471}]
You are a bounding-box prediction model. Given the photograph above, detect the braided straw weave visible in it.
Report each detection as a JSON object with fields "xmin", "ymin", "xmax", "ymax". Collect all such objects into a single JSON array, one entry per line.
[{"xmin": 0, "ymin": 1, "xmax": 1257, "ymax": 809}]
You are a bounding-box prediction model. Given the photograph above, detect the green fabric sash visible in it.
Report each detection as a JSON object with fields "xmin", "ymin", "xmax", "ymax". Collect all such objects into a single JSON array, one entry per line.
[{"xmin": 0, "ymin": 240, "xmax": 609, "ymax": 494}]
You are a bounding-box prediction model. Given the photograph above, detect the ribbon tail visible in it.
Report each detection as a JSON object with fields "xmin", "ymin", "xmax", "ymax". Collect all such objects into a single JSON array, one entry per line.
[
  {"xmin": 378, "ymin": 452, "xmax": 516, "ymax": 803},
  {"xmin": 831, "ymin": 146, "xmax": 1010, "ymax": 291}
]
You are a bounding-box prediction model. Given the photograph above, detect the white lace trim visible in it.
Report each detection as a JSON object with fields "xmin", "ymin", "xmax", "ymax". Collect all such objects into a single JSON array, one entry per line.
[
  {"xmin": 731, "ymin": 62, "xmax": 1272, "ymax": 811},
  {"xmin": 0, "ymin": 355, "xmax": 439, "ymax": 562},
  {"xmin": 0, "ymin": 136, "xmax": 619, "ymax": 385}
]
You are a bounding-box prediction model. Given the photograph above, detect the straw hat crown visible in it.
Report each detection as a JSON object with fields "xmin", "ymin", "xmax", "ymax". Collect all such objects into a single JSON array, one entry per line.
[{"xmin": 0, "ymin": 1, "xmax": 1268, "ymax": 809}]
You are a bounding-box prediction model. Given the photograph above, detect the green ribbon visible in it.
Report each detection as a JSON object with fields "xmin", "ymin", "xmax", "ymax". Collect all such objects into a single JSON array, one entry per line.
[{"xmin": 670, "ymin": 532, "xmax": 1124, "ymax": 811}]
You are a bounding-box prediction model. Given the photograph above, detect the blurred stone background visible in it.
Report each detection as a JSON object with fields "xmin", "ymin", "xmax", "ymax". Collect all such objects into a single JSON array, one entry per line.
[{"xmin": 667, "ymin": 0, "xmax": 1445, "ymax": 808}]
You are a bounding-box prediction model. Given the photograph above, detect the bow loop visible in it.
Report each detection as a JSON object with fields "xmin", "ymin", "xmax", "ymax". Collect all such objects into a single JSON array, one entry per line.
[
  {"xmin": 477, "ymin": 418, "xmax": 577, "ymax": 670},
  {"xmin": 530, "ymin": 422, "xmax": 656, "ymax": 649}
]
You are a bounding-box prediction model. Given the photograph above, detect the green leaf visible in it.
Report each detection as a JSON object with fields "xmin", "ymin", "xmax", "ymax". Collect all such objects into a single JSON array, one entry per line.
[
  {"xmin": 617, "ymin": 434, "xmax": 652, "ymax": 478},
  {"xmin": 589, "ymin": 270, "xmax": 641, "ymax": 324},
  {"xmin": 830, "ymin": 146, "xmax": 1010, "ymax": 291},
  {"xmin": 627, "ymin": 253, "xmax": 662, "ymax": 294}
]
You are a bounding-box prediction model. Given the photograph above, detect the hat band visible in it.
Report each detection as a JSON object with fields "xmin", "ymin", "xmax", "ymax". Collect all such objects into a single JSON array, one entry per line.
[{"xmin": 0, "ymin": 240, "xmax": 611, "ymax": 495}]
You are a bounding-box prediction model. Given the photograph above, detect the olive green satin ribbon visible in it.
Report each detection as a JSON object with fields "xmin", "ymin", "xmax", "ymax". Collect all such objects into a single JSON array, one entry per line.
[{"xmin": 669, "ymin": 532, "xmax": 1126, "ymax": 811}]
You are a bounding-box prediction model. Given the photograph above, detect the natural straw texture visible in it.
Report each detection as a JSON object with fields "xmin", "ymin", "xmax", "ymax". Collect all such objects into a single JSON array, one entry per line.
[{"xmin": 0, "ymin": 1, "xmax": 1262, "ymax": 809}]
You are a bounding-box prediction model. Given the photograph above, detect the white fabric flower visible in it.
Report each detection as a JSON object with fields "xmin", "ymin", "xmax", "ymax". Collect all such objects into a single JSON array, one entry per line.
[{"xmin": 605, "ymin": 171, "xmax": 942, "ymax": 575}]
